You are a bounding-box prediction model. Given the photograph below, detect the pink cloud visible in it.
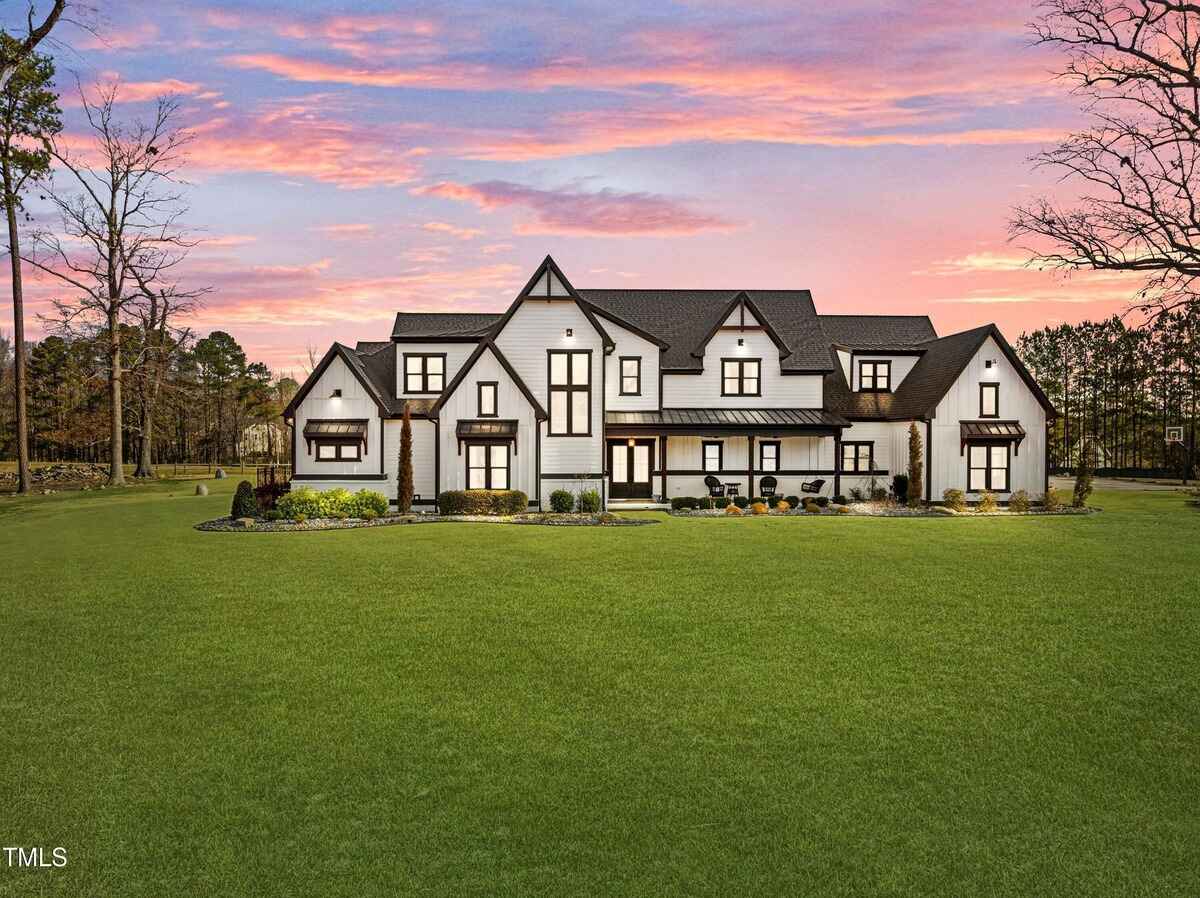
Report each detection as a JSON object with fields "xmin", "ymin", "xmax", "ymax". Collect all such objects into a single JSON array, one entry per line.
[
  {"xmin": 421, "ymin": 221, "xmax": 483, "ymax": 240},
  {"xmin": 412, "ymin": 180, "xmax": 738, "ymax": 236}
]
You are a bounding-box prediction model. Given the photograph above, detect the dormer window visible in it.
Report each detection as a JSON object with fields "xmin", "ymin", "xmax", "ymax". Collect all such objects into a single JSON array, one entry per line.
[
  {"xmin": 404, "ymin": 353, "xmax": 446, "ymax": 394},
  {"xmin": 721, "ymin": 358, "xmax": 761, "ymax": 396},
  {"xmin": 859, "ymin": 360, "xmax": 891, "ymax": 392},
  {"xmin": 980, "ymin": 383, "xmax": 999, "ymax": 418}
]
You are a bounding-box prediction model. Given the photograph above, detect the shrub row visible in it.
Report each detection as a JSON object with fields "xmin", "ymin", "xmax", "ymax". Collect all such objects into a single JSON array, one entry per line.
[
  {"xmin": 943, "ymin": 487, "xmax": 1054, "ymax": 512},
  {"xmin": 672, "ymin": 494, "xmax": 809, "ymax": 512},
  {"xmin": 277, "ymin": 486, "xmax": 389, "ymax": 520},
  {"xmin": 548, "ymin": 488, "xmax": 602, "ymax": 513},
  {"xmin": 437, "ymin": 489, "xmax": 528, "ymax": 515}
]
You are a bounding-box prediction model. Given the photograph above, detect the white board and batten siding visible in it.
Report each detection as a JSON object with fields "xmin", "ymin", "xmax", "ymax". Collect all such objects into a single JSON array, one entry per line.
[
  {"xmin": 838, "ymin": 420, "xmax": 912, "ymax": 495},
  {"xmin": 929, "ymin": 336, "xmax": 1047, "ymax": 499},
  {"xmin": 292, "ymin": 355, "xmax": 385, "ymax": 480},
  {"xmin": 663, "ymin": 435, "xmax": 834, "ymax": 499},
  {"xmin": 492, "ymin": 299, "xmax": 606, "ymax": 504},
  {"xmin": 435, "ymin": 346, "xmax": 538, "ymax": 499},
  {"xmin": 662, "ymin": 329, "xmax": 823, "ymax": 408},
  {"xmin": 396, "ymin": 343, "xmax": 478, "ymax": 399},
  {"xmin": 604, "ymin": 321, "xmax": 659, "ymax": 411},
  {"xmin": 850, "ymin": 354, "xmax": 921, "ymax": 391}
]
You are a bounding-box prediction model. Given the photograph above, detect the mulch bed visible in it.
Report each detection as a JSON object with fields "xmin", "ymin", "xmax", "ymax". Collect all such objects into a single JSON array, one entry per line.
[{"xmin": 196, "ymin": 512, "xmax": 657, "ymax": 532}]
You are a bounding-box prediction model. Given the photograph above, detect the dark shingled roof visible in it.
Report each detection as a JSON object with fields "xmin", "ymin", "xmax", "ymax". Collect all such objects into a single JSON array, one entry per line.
[
  {"xmin": 577, "ymin": 289, "xmax": 833, "ymax": 372},
  {"xmin": 390, "ymin": 312, "xmax": 501, "ymax": 339},
  {"xmin": 819, "ymin": 314, "xmax": 936, "ymax": 349},
  {"xmin": 351, "ymin": 341, "xmax": 435, "ymax": 416}
]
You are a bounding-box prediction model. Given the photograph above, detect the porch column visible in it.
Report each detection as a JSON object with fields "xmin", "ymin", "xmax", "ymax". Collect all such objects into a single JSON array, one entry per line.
[
  {"xmin": 748, "ymin": 435, "xmax": 754, "ymax": 497},
  {"xmin": 660, "ymin": 433, "xmax": 668, "ymax": 501},
  {"xmin": 833, "ymin": 429, "xmax": 842, "ymax": 498}
]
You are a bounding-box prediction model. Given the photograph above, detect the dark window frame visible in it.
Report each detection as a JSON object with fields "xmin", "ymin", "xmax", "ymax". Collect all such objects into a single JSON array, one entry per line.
[
  {"xmin": 313, "ymin": 439, "xmax": 362, "ymax": 463},
  {"xmin": 979, "ymin": 382, "xmax": 1000, "ymax": 419},
  {"xmin": 720, "ymin": 357, "xmax": 762, "ymax": 397},
  {"xmin": 702, "ymin": 440, "xmax": 723, "ymax": 473},
  {"xmin": 967, "ymin": 441, "xmax": 1011, "ymax": 493},
  {"xmin": 403, "ymin": 352, "xmax": 448, "ymax": 394},
  {"xmin": 759, "ymin": 440, "xmax": 781, "ymax": 472},
  {"xmin": 477, "ymin": 381, "xmax": 498, "ymax": 418},
  {"xmin": 840, "ymin": 441, "xmax": 874, "ymax": 473},
  {"xmin": 618, "ymin": 356, "xmax": 642, "ymax": 396},
  {"xmin": 547, "ymin": 349, "xmax": 593, "ymax": 437},
  {"xmin": 858, "ymin": 360, "xmax": 891, "ymax": 393},
  {"xmin": 465, "ymin": 441, "xmax": 511, "ymax": 490}
]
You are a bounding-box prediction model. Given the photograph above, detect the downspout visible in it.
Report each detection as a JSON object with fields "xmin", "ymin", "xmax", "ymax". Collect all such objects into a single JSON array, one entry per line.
[
  {"xmin": 925, "ymin": 418, "xmax": 932, "ymax": 503},
  {"xmin": 535, "ymin": 417, "xmax": 542, "ymax": 509},
  {"xmin": 433, "ymin": 415, "xmax": 440, "ymax": 512}
]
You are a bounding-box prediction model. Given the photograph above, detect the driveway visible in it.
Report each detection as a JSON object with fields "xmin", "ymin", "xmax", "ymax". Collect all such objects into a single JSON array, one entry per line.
[{"xmin": 1050, "ymin": 476, "xmax": 1189, "ymax": 492}]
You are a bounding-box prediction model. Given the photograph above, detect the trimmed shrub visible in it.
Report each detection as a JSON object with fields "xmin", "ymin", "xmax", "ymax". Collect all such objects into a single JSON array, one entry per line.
[
  {"xmin": 977, "ymin": 490, "xmax": 998, "ymax": 512},
  {"xmin": 231, "ymin": 480, "xmax": 259, "ymax": 518},
  {"xmin": 942, "ymin": 488, "xmax": 966, "ymax": 512},
  {"xmin": 1009, "ymin": 489, "xmax": 1031, "ymax": 513},
  {"xmin": 577, "ymin": 489, "xmax": 601, "ymax": 513},
  {"xmin": 869, "ymin": 485, "xmax": 888, "ymax": 502},
  {"xmin": 805, "ymin": 502, "xmax": 821, "ymax": 514},
  {"xmin": 361, "ymin": 509, "xmax": 378, "ymax": 521},
  {"xmin": 350, "ymin": 490, "xmax": 388, "ymax": 518},
  {"xmin": 776, "ymin": 500, "xmax": 791, "ymax": 512},
  {"xmin": 254, "ymin": 480, "xmax": 289, "ymax": 511},
  {"xmin": 835, "ymin": 505, "xmax": 851, "ymax": 514},
  {"xmin": 733, "ymin": 496, "xmax": 750, "ymax": 509},
  {"xmin": 293, "ymin": 512, "xmax": 307, "ymax": 524},
  {"xmin": 750, "ymin": 496, "xmax": 766, "ymax": 507},
  {"xmin": 714, "ymin": 496, "xmax": 730, "ymax": 509},
  {"xmin": 1073, "ymin": 443, "xmax": 1095, "ymax": 508},
  {"xmin": 671, "ymin": 496, "xmax": 699, "ymax": 511},
  {"xmin": 785, "ymin": 495, "xmax": 800, "ymax": 508},
  {"xmin": 891, "ymin": 473, "xmax": 909, "ymax": 502},
  {"xmin": 724, "ymin": 504, "xmax": 742, "ymax": 515},
  {"xmin": 751, "ymin": 501, "xmax": 769, "ymax": 515},
  {"xmin": 437, "ymin": 489, "xmax": 528, "ymax": 515},
  {"xmin": 264, "ymin": 509, "xmax": 283, "ymax": 522},
  {"xmin": 816, "ymin": 496, "xmax": 830, "ymax": 508},
  {"xmin": 549, "ymin": 489, "xmax": 574, "ymax": 513},
  {"xmin": 1042, "ymin": 486, "xmax": 1063, "ymax": 511},
  {"xmin": 697, "ymin": 496, "xmax": 715, "ymax": 510},
  {"xmin": 849, "ymin": 487, "xmax": 865, "ymax": 502},
  {"xmin": 831, "ymin": 494, "xmax": 847, "ymax": 506}
]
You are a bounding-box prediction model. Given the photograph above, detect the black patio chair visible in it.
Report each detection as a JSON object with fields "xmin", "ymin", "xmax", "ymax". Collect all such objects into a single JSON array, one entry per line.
[
  {"xmin": 759, "ymin": 475, "xmax": 778, "ymax": 498},
  {"xmin": 801, "ymin": 478, "xmax": 826, "ymax": 494},
  {"xmin": 704, "ymin": 475, "xmax": 724, "ymax": 498}
]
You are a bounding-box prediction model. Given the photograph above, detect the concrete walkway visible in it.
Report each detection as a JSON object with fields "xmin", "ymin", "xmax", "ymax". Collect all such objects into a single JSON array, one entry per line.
[{"xmin": 1050, "ymin": 476, "xmax": 1189, "ymax": 492}]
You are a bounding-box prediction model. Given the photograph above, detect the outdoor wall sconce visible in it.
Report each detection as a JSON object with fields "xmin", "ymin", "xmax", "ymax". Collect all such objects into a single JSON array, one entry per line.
[
  {"xmin": 985, "ymin": 360, "xmax": 994, "ymax": 369},
  {"xmin": 627, "ymin": 438, "xmax": 635, "ymax": 447},
  {"xmin": 330, "ymin": 389, "xmax": 342, "ymax": 398},
  {"xmin": 565, "ymin": 328, "xmax": 573, "ymax": 338},
  {"xmin": 737, "ymin": 338, "xmax": 745, "ymax": 346}
]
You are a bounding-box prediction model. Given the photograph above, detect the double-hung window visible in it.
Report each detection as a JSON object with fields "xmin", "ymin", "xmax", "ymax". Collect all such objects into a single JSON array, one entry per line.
[
  {"xmin": 404, "ymin": 353, "xmax": 445, "ymax": 394},
  {"xmin": 841, "ymin": 441, "xmax": 873, "ymax": 472},
  {"xmin": 759, "ymin": 441, "xmax": 780, "ymax": 472},
  {"xmin": 619, "ymin": 357, "xmax": 641, "ymax": 395},
  {"xmin": 859, "ymin": 360, "xmax": 891, "ymax": 392},
  {"xmin": 968, "ymin": 444, "xmax": 1009, "ymax": 492},
  {"xmin": 980, "ymin": 383, "xmax": 999, "ymax": 418},
  {"xmin": 467, "ymin": 443, "xmax": 509, "ymax": 489},
  {"xmin": 548, "ymin": 350, "xmax": 591, "ymax": 436},
  {"xmin": 703, "ymin": 441, "xmax": 723, "ymax": 473},
  {"xmin": 721, "ymin": 358, "xmax": 761, "ymax": 396},
  {"xmin": 478, "ymin": 382, "xmax": 498, "ymax": 417}
]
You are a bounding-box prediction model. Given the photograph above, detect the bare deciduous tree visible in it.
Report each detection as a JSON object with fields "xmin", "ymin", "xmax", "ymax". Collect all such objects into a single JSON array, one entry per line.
[
  {"xmin": 1012, "ymin": 1, "xmax": 1200, "ymax": 319},
  {"xmin": 27, "ymin": 83, "xmax": 198, "ymax": 485}
]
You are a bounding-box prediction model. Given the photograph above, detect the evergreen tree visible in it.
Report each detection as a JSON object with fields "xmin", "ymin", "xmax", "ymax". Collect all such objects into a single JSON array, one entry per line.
[
  {"xmin": 398, "ymin": 402, "xmax": 414, "ymax": 513},
  {"xmin": 906, "ymin": 422, "xmax": 923, "ymax": 507},
  {"xmin": 1073, "ymin": 442, "xmax": 1095, "ymax": 508},
  {"xmin": 0, "ymin": 37, "xmax": 60, "ymax": 493}
]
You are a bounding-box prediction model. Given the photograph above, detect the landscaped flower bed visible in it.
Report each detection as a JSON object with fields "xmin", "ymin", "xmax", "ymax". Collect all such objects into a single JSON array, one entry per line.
[{"xmin": 196, "ymin": 511, "xmax": 656, "ymax": 532}]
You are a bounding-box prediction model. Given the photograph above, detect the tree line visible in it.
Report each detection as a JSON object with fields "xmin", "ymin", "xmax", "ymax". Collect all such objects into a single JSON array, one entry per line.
[
  {"xmin": 0, "ymin": 327, "xmax": 298, "ymax": 468},
  {"xmin": 1017, "ymin": 308, "xmax": 1199, "ymax": 476}
]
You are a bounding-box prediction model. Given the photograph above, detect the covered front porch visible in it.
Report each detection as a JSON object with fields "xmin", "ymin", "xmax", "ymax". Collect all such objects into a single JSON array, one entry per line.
[{"xmin": 604, "ymin": 408, "xmax": 849, "ymax": 503}]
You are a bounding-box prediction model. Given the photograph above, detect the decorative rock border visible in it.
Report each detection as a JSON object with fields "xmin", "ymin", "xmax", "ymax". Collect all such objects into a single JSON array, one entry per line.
[
  {"xmin": 671, "ymin": 504, "xmax": 1096, "ymax": 518},
  {"xmin": 195, "ymin": 512, "xmax": 657, "ymax": 532}
]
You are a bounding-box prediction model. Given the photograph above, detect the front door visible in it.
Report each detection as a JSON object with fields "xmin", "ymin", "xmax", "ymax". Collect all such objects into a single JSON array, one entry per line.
[{"xmin": 608, "ymin": 439, "xmax": 653, "ymax": 499}]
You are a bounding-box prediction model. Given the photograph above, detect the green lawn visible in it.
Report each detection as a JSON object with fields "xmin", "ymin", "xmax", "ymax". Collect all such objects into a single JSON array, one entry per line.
[{"xmin": 1, "ymin": 482, "xmax": 1197, "ymax": 897}]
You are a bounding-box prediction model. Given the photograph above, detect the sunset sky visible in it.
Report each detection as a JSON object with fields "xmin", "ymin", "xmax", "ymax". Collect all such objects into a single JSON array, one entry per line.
[{"xmin": 2, "ymin": 0, "xmax": 1147, "ymax": 375}]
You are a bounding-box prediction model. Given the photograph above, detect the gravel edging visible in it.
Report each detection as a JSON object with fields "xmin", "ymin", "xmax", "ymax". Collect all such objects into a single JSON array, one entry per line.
[
  {"xmin": 671, "ymin": 505, "xmax": 1098, "ymax": 518},
  {"xmin": 196, "ymin": 512, "xmax": 658, "ymax": 532}
]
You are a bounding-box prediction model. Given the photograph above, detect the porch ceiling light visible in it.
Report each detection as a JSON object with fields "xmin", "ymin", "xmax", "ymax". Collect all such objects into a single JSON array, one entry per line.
[{"xmin": 627, "ymin": 438, "xmax": 635, "ymax": 447}]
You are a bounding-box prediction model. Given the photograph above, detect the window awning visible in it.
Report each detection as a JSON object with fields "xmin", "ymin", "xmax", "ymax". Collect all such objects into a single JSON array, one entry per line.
[
  {"xmin": 606, "ymin": 407, "xmax": 847, "ymax": 436},
  {"xmin": 456, "ymin": 419, "xmax": 519, "ymax": 454},
  {"xmin": 961, "ymin": 420, "xmax": 1026, "ymax": 455},
  {"xmin": 303, "ymin": 419, "xmax": 368, "ymax": 439}
]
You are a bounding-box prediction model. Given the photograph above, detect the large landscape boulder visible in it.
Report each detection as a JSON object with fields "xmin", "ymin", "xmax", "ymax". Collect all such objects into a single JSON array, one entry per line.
[
  {"xmin": 213, "ymin": 468, "xmax": 226, "ymax": 479},
  {"xmin": 195, "ymin": 483, "xmax": 208, "ymax": 496}
]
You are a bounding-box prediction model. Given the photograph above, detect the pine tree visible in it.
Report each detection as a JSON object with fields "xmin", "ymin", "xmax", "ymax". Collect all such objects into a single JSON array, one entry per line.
[
  {"xmin": 906, "ymin": 422, "xmax": 924, "ymax": 507},
  {"xmin": 398, "ymin": 402, "xmax": 414, "ymax": 513}
]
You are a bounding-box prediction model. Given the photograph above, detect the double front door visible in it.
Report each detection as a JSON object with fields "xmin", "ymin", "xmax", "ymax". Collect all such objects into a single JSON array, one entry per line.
[{"xmin": 608, "ymin": 439, "xmax": 653, "ymax": 499}]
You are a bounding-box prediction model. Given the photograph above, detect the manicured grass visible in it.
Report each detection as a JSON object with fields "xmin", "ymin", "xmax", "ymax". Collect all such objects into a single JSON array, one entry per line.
[{"xmin": 1, "ymin": 483, "xmax": 1197, "ymax": 896}]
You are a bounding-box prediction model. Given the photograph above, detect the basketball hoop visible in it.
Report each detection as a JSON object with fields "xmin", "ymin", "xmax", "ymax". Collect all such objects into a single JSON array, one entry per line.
[{"xmin": 1166, "ymin": 426, "xmax": 1184, "ymax": 445}]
